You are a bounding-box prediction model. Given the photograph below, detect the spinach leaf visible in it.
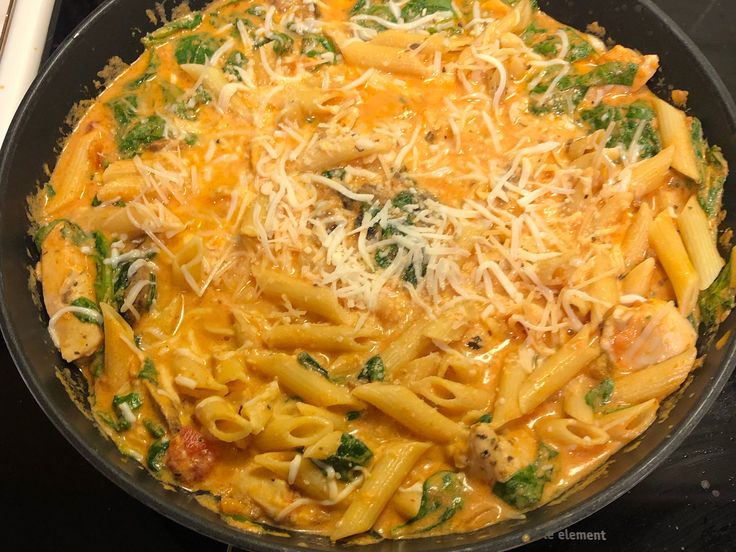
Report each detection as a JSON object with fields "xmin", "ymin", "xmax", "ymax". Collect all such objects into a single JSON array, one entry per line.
[
  {"xmin": 147, "ymin": 438, "xmax": 170, "ymax": 471},
  {"xmin": 223, "ymin": 50, "xmax": 247, "ymax": 79},
  {"xmin": 255, "ymin": 32, "xmax": 294, "ymax": 56},
  {"xmin": 92, "ymin": 231, "xmax": 114, "ymax": 305},
  {"xmin": 62, "ymin": 222, "xmax": 90, "ymax": 245},
  {"xmin": 358, "ymin": 355, "xmax": 385, "ymax": 382},
  {"xmin": 143, "ymin": 11, "xmax": 203, "ymax": 45},
  {"xmin": 345, "ymin": 410, "xmax": 362, "ymax": 421},
  {"xmin": 147, "ymin": 272, "xmax": 158, "ymax": 308},
  {"xmin": 528, "ymin": 67, "xmax": 588, "ymax": 115},
  {"xmin": 350, "ymin": 1, "xmax": 397, "ymax": 32},
  {"xmin": 90, "ymin": 349, "xmax": 105, "ymax": 378},
  {"xmin": 350, "ymin": 0, "xmax": 366, "ymax": 16},
  {"xmin": 127, "ymin": 49, "xmax": 159, "ymax": 89},
  {"xmin": 175, "ymin": 33, "xmax": 223, "ymax": 65},
  {"xmin": 98, "ymin": 411, "xmax": 130, "ymax": 432},
  {"xmin": 532, "ymin": 37, "xmax": 558, "ymax": 57},
  {"xmin": 322, "ymin": 167, "xmax": 347, "ymax": 181},
  {"xmin": 34, "ymin": 219, "xmax": 88, "ymax": 249},
  {"xmin": 476, "ymin": 413, "xmax": 492, "ymax": 424},
  {"xmin": 99, "ymin": 392, "xmax": 143, "ymax": 433},
  {"xmin": 392, "ymin": 190, "xmax": 416, "ymax": 209},
  {"xmin": 246, "ymin": 5, "xmax": 266, "ymax": 17},
  {"xmin": 375, "ymin": 226, "xmax": 399, "ymax": 268},
  {"xmin": 117, "ymin": 115, "xmax": 166, "ymax": 157},
  {"xmin": 531, "ymin": 30, "xmax": 594, "ymax": 63},
  {"xmin": 112, "ymin": 260, "xmax": 131, "ymax": 307},
  {"xmin": 113, "ymin": 392, "xmax": 143, "ymax": 412},
  {"xmin": 169, "ymin": 86, "xmax": 211, "ymax": 121},
  {"xmin": 144, "ymin": 419, "xmax": 166, "ymax": 439},
  {"xmin": 691, "ymin": 117, "xmax": 728, "ymax": 218},
  {"xmin": 301, "ymin": 34, "xmax": 337, "ymax": 59},
  {"xmin": 585, "ymin": 378, "xmax": 614, "ymax": 411},
  {"xmin": 402, "ymin": 262, "xmax": 427, "ymax": 286},
  {"xmin": 393, "ymin": 471, "xmax": 464, "ymax": 535},
  {"xmin": 493, "ymin": 443, "xmax": 558, "ymax": 509},
  {"xmin": 401, "ymin": 0, "xmax": 453, "ymax": 22},
  {"xmin": 297, "ymin": 352, "xmax": 329, "ymax": 378},
  {"xmin": 70, "ymin": 297, "xmax": 102, "ymax": 324},
  {"xmin": 139, "ymin": 357, "xmax": 158, "ymax": 384},
  {"xmin": 106, "ymin": 95, "xmax": 138, "ymax": 125},
  {"xmin": 521, "ymin": 22, "xmax": 546, "ymax": 42},
  {"xmin": 566, "ymin": 35, "xmax": 595, "ymax": 62},
  {"xmin": 699, "ymin": 260, "xmax": 734, "ymax": 330},
  {"xmin": 271, "ymin": 32, "xmax": 294, "ymax": 56},
  {"xmin": 580, "ymin": 101, "xmax": 661, "ymax": 159},
  {"xmin": 530, "ymin": 62, "xmax": 639, "ymax": 116},
  {"xmin": 579, "ymin": 62, "xmax": 638, "ymax": 87},
  {"xmin": 320, "ymin": 433, "xmax": 373, "ymax": 480}
]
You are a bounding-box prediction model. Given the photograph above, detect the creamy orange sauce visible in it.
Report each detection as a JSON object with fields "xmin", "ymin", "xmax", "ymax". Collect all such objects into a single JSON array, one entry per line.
[{"xmin": 31, "ymin": 0, "xmax": 730, "ymax": 543}]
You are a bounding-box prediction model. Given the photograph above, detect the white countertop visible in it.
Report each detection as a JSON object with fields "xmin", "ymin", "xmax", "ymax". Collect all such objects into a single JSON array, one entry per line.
[{"xmin": 0, "ymin": 0, "xmax": 56, "ymax": 146}]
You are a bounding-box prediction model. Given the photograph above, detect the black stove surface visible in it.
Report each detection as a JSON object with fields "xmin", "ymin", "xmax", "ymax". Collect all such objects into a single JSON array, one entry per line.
[{"xmin": 4, "ymin": 1, "xmax": 736, "ymax": 550}]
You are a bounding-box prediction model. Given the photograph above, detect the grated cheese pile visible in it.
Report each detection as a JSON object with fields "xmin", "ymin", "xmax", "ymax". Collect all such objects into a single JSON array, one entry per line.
[{"xmin": 95, "ymin": 0, "xmax": 641, "ymax": 354}]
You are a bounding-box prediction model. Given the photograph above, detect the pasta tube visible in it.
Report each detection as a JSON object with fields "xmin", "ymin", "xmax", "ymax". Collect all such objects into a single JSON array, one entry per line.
[
  {"xmin": 677, "ymin": 195, "xmax": 724, "ymax": 289},
  {"xmin": 652, "ymin": 98, "xmax": 699, "ymax": 180},
  {"xmin": 352, "ymin": 383, "xmax": 464, "ymax": 442},
  {"xmin": 246, "ymin": 351, "xmax": 363, "ymax": 409},
  {"xmin": 518, "ymin": 326, "xmax": 601, "ymax": 415},
  {"xmin": 331, "ymin": 440, "xmax": 430, "ymax": 540},
  {"xmin": 648, "ymin": 210, "xmax": 700, "ymax": 314}
]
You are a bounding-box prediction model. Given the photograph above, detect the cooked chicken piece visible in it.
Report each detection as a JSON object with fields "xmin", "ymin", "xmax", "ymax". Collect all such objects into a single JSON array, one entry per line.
[
  {"xmin": 468, "ymin": 424, "xmax": 536, "ymax": 484},
  {"xmin": 40, "ymin": 224, "xmax": 103, "ymax": 361},
  {"xmin": 601, "ymin": 300, "xmax": 696, "ymax": 372}
]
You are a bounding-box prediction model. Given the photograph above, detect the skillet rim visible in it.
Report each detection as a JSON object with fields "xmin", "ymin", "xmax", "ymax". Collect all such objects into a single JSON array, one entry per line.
[{"xmin": 1, "ymin": 0, "xmax": 735, "ymax": 550}]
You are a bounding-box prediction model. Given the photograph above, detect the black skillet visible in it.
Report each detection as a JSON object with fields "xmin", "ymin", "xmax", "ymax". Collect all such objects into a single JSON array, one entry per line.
[{"xmin": 0, "ymin": 0, "xmax": 734, "ymax": 550}]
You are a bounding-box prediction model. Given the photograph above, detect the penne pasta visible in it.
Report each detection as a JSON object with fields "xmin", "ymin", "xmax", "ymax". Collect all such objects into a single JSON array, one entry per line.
[
  {"xmin": 265, "ymin": 323, "xmax": 370, "ymax": 352},
  {"xmin": 652, "ymin": 98, "xmax": 699, "ymax": 180},
  {"xmin": 352, "ymin": 383, "xmax": 464, "ymax": 443},
  {"xmin": 195, "ymin": 396, "xmax": 253, "ymax": 442},
  {"xmin": 622, "ymin": 257, "xmax": 656, "ymax": 297},
  {"xmin": 253, "ymin": 415, "xmax": 334, "ymax": 451},
  {"xmin": 613, "ymin": 347, "xmax": 697, "ymax": 405},
  {"xmin": 518, "ymin": 326, "xmax": 601, "ymax": 415},
  {"xmin": 563, "ymin": 375, "xmax": 595, "ymax": 425},
  {"xmin": 622, "ymin": 202, "xmax": 653, "ymax": 269},
  {"xmin": 331, "ymin": 440, "xmax": 430, "ymax": 540},
  {"xmin": 648, "ymin": 210, "xmax": 700, "ymax": 314},
  {"xmin": 246, "ymin": 351, "xmax": 364, "ymax": 409},
  {"xmin": 629, "ymin": 145, "xmax": 675, "ymax": 199},
  {"xmin": 46, "ymin": 131, "xmax": 97, "ymax": 214},
  {"xmin": 597, "ymin": 399, "xmax": 659, "ymax": 441},
  {"xmin": 253, "ymin": 267, "xmax": 351, "ymax": 325},
  {"xmin": 491, "ymin": 352, "xmax": 526, "ymax": 429},
  {"xmin": 411, "ymin": 376, "xmax": 492, "ymax": 413},
  {"xmin": 535, "ymin": 417, "xmax": 609, "ymax": 448},
  {"xmin": 328, "ymin": 32, "xmax": 431, "ymax": 78},
  {"xmin": 300, "ymin": 133, "xmax": 393, "ymax": 172},
  {"xmin": 253, "ymin": 451, "xmax": 331, "ymax": 500},
  {"xmin": 677, "ymin": 195, "xmax": 724, "ymax": 289}
]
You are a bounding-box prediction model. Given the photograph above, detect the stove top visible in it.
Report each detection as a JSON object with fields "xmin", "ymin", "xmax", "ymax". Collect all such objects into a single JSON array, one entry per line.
[{"xmin": 4, "ymin": 1, "xmax": 735, "ymax": 550}]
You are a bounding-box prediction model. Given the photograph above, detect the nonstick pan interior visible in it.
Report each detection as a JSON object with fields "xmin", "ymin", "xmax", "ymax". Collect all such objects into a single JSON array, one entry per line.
[{"xmin": 0, "ymin": 1, "xmax": 734, "ymax": 550}]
